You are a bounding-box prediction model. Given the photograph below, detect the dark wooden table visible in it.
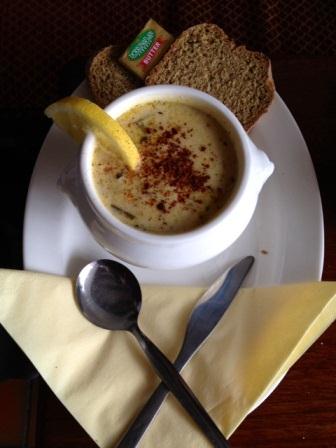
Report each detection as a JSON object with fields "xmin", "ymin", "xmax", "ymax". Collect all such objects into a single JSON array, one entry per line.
[{"xmin": 1, "ymin": 1, "xmax": 336, "ymax": 446}]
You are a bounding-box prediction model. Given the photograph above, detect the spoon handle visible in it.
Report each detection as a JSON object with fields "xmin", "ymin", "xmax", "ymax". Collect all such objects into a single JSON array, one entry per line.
[{"xmin": 131, "ymin": 325, "xmax": 229, "ymax": 448}]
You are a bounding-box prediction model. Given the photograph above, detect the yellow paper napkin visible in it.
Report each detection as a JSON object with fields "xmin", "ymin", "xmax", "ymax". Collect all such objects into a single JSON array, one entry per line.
[{"xmin": 0, "ymin": 269, "xmax": 336, "ymax": 447}]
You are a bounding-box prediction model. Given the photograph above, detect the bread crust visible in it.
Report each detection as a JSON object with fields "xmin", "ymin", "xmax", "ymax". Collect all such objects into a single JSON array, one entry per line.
[
  {"xmin": 245, "ymin": 61, "xmax": 275, "ymax": 132},
  {"xmin": 86, "ymin": 45, "xmax": 140, "ymax": 108}
]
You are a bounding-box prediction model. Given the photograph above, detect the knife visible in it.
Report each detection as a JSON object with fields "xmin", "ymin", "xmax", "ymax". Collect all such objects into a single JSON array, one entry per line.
[{"xmin": 116, "ymin": 256, "xmax": 254, "ymax": 447}]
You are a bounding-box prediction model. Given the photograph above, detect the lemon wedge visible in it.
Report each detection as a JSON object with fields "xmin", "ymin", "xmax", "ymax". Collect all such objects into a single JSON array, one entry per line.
[{"xmin": 44, "ymin": 96, "xmax": 140, "ymax": 170}]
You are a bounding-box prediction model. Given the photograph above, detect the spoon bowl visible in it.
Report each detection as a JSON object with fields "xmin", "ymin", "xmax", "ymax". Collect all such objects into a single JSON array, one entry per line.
[{"xmin": 77, "ymin": 260, "xmax": 141, "ymax": 331}]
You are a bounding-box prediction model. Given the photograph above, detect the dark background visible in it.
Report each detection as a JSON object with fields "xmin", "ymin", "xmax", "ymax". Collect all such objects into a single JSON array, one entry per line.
[{"xmin": 0, "ymin": 0, "xmax": 336, "ymax": 446}]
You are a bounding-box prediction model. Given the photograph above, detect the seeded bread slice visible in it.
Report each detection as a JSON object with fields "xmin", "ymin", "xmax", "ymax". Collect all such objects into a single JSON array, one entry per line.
[
  {"xmin": 145, "ymin": 24, "xmax": 275, "ymax": 130},
  {"xmin": 86, "ymin": 45, "xmax": 141, "ymax": 108}
]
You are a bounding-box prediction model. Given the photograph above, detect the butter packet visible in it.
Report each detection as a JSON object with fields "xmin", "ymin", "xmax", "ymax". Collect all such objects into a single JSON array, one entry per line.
[{"xmin": 119, "ymin": 19, "xmax": 174, "ymax": 79}]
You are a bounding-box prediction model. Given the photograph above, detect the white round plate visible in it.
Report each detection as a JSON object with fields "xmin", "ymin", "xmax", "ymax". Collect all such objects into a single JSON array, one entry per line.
[{"xmin": 23, "ymin": 82, "xmax": 324, "ymax": 286}]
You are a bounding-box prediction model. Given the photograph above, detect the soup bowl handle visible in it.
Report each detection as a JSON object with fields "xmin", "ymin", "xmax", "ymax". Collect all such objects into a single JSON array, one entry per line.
[{"xmin": 248, "ymin": 141, "xmax": 274, "ymax": 193}]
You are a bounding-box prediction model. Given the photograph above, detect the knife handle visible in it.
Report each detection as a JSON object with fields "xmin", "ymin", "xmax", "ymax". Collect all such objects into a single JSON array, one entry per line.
[
  {"xmin": 116, "ymin": 257, "xmax": 254, "ymax": 447},
  {"xmin": 116, "ymin": 381, "xmax": 169, "ymax": 447},
  {"xmin": 118, "ymin": 326, "xmax": 229, "ymax": 448},
  {"xmin": 116, "ymin": 345, "xmax": 196, "ymax": 447}
]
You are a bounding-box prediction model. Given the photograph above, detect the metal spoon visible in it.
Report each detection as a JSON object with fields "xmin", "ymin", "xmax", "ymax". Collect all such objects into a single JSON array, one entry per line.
[{"xmin": 76, "ymin": 260, "xmax": 229, "ymax": 447}]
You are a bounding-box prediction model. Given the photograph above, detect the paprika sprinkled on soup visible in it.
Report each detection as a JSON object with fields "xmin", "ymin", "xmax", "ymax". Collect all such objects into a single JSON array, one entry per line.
[{"xmin": 92, "ymin": 101, "xmax": 238, "ymax": 234}]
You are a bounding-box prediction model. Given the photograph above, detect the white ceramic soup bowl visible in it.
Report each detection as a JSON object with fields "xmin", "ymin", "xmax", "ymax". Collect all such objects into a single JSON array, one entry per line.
[{"xmin": 64, "ymin": 85, "xmax": 274, "ymax": 269}]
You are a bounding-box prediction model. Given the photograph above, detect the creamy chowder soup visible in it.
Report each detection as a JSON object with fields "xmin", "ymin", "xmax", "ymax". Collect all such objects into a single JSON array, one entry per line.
[{"xmin": 92, "ymin": 101, "xmax": 238, "ymax": 234}]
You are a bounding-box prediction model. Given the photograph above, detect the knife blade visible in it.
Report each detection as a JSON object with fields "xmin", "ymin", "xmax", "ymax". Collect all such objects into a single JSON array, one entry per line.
[{"xmin": 116, "ymin": 256, "xmax": 254, "ymax": 447}]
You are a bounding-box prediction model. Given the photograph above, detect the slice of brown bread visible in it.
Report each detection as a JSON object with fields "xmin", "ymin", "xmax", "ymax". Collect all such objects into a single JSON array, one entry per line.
[
  {"xmin": 145, "ymin": 24, "xmax": 275, "ymax": 131},
  {"xmin": 86, "ymin": 45, "xmax": 141, "ymax": 108}
]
